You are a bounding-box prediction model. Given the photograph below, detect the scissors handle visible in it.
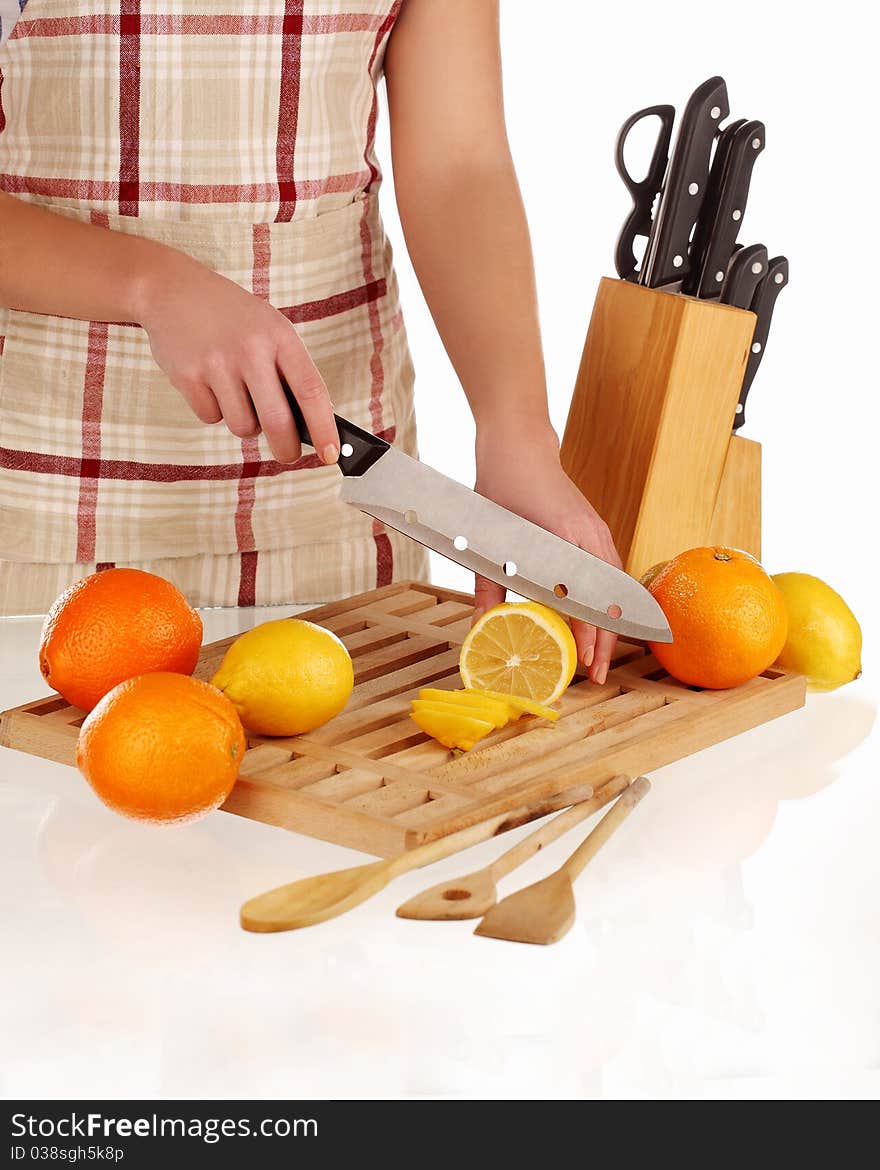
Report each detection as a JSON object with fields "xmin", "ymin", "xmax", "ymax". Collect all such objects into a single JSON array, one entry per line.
[{"xmin": 614, "ymin": 103, "xmax": 675, "ymax": 282}]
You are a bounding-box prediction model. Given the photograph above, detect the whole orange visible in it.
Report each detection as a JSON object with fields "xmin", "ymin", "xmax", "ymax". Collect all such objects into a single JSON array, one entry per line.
[
  {"xmin": 77, "ymin": 672, "xmax": 246, "ymax": 824},
  {"xmin": 39, "ymin": 568, "xmax": 203, "ymax": 711},
  {"xmin": 647, "ymin": 547, "xmax": 788, "ymax": 689}
]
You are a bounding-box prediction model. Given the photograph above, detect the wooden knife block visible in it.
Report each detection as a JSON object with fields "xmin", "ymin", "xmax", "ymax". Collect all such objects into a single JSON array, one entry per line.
[{"xmin": 560, "ymin": 277, "xmax": 760, "ymax": 579}]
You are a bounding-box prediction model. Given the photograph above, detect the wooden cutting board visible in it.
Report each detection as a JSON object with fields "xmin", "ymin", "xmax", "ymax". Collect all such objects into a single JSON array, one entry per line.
[{"xmin": 0, "ymin": 581, "xmax": 805, "ymax": 857}]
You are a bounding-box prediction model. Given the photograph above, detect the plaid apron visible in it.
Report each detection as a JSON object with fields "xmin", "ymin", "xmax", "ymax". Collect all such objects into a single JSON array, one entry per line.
[{"xmin": 0, "ymin": 0, "xmax": 427, "ymax": 615}]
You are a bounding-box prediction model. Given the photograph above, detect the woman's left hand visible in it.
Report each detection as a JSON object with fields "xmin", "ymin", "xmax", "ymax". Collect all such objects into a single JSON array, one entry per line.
[{"xmin": 474, "ymin": 421, "xmax": 623, "ymax": 685}]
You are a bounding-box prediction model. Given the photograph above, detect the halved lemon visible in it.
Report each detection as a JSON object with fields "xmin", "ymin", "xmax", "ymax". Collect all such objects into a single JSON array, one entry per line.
[{"xmin": 459, "ymin": 602, "xmax": 577, "ymax": 704}]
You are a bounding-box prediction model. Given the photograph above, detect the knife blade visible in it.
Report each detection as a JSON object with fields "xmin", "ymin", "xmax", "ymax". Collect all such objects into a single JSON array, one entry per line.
[
  {"xmin": 279, "ymin": 386, "xmax": 672, "ymax": 643},
  {"xmin": 639, "ymin": 76, "xmax": 729, "ymax": 290},
  {"xmin": 685, "ymin": 119, "xmax": 765, "ymax": 298},
  {"xmin": 613, "ymin": 103, "xmax": 676, "ymax": 282},
  {"xmin": 733, "ymin": 255, "xmax": 789, "ymax": 430},
  {"xmin": 719, "ymin": 242, "xmax": 769, "ymax": 308}
]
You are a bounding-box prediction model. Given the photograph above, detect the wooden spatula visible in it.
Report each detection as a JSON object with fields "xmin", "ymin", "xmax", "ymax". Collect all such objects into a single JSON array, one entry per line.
[
  {"xmin": 396, "ymin": 774, "xmax": 631, "ymax": 921},
  {"xmin": 240, "ymin": 783, "xmax": 596, "ymax": 933},
  {"xmin": 474, "ymin": 776, "xmax": 651, "ymax": 945}
]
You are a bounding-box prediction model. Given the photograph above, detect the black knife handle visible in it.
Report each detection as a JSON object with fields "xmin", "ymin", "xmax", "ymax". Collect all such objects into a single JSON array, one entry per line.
[
  {"xmin": 719, "ymin": 242, "xmax": 769, "ymax": 308},
  {"xmin": 280, "ymin": 378, "xmax": 389, "ymax": 476},
  {"xmin": 613, "ymin": 104, "xmax": 675, "ymax": 282},
  {"xmin": 690, "ymin": 120, "xmax": 766, "ymax": 299},
  {"xmin": 733, "ymin": 255, "xmax": 789, "ymax": 430},
  {"xmin": 640, "ymin": 76, "xmax": 729, "ymax": 289},
  {"xmin": 683, "ymin": 117, "xmax": 746, "ymax": 296}
]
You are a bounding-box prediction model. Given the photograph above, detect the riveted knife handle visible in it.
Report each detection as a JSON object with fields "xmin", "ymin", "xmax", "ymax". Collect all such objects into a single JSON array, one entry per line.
[
  {"xmin": 280, "ymin": 378, "xmax": 389, "ymax": 476},
  {"xmin": 734, "ymin": 255, "xmax": 789, "ymax": 431},
  {"xmin": 613, "ymin": 103, "xmax": 675, "ymax": 282},
  {"xmin": 640, "ymin": 76, "xmax": 729, "ymax": 289},
  {"xmin": 694, "ymin": 119, "xmax": 765, "ymax": 299},
  {"xmin": 719, "ymin": 242, "xmax": 769, "ymax": 308}
]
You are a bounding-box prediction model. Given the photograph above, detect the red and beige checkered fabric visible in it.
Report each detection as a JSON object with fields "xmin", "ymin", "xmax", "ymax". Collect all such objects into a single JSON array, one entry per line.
[{"xmin": 0, "ymin": 0, "xmax": 428, "ymax": 615}]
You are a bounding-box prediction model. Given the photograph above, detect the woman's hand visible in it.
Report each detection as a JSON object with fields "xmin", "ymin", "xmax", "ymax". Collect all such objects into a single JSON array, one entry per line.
[
  {"xmin": 474, "ymin": 421, "xmax": 623, "ymax": 685},
  {"xmin": 138, "ymin": 252, "xmax": 339, "ymax": 465}
]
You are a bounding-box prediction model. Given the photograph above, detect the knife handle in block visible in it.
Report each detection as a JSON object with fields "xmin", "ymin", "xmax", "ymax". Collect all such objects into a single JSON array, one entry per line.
[
  {"xmin": 720, "ymin": 243, "xmax": 768, "ymax": 309},
  {"xmin": 733, "ymin": 255, "xmax": 789, "ymax": 431},
  {"xmin": 280, "ymin": 377, "xmax": 388, "ymax": 476}
]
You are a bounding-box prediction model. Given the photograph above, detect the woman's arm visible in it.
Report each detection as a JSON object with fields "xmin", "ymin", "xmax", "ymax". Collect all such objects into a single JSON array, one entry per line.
[
  {"xmin": 385, "ymin": 0, "xmax": 621, "ymax": 682},
  {"xmin": 0, "ymin": 190, "xmax": 338, "ymax": 463}
]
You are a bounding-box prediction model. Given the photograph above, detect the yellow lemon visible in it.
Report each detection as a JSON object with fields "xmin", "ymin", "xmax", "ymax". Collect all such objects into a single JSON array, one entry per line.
[
  {"xmin": 211, "ymin": 618, "xmax": 353, "ymax": 736},
  {"xmin": 412, "ymin": 696, "xmax": 510, "ymax": 729},
  {"xmin": 459, "ymin": 601, "xmax": 577, "ymax": 704},
  {"xmin": 409, "ymin": 707, "xmax": 494, "ymax": 752},
  {"xmin": 463, "ymin": 688, "xmax": 560, "ymax": 722},
  {"xmin": 772, "ymin": 573, "xmax": 862, "ymax": 692},
  {"xmin": 418, "ymin": 686, "xmax": 560, "ymax": 723}
]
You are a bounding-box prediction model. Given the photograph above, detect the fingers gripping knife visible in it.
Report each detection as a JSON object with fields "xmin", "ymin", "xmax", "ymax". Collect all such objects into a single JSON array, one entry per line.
[{"xmin": 279, "ymin": 383, "xmax": 672, "ymax": 643}]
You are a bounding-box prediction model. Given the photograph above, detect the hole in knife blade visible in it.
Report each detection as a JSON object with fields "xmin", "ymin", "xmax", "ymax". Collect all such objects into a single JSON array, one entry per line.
[
  {"xmin": 607, "ymin": 604, "xmax": 623, "ymax": 620},
  {"xmin": 340, "ymin": 442, "xmax": 354, "ymax": 457},
  {"xmin": 453, "ymin": 535, "xmax": 468, "ymax": 551},
  {"xmin": 502, "ymin": 561, "xmax": 517, "ymax": 577},
  {"xmin": 404, "ymin": 509, "xmax": 418, "ymax": 525},
  {"xmin": 553, "ymin": 583, "xmax": 568, "ymax": 598}
]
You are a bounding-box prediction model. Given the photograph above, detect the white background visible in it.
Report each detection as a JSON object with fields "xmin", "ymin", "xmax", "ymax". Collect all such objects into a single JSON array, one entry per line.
[
  {"xmin": 1, "ymin": 1, "xmax": 878, "ymax": 1103},
  {"xmin": 378, "ymin": 0, "xmax": 878, "ymax": 660}
]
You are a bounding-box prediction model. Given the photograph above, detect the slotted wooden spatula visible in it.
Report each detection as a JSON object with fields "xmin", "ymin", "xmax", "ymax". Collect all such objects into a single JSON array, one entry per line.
[
  {"xmin": 474, "ymin": 776, "xmax": 651, "ymax": 945},
  {"xmin": 240, "ymin": 783, "xmax": 595, "ymax": 933},
  {"xmin": 396, "ymin": 774, "xmax": 630, "ymax": 920}
]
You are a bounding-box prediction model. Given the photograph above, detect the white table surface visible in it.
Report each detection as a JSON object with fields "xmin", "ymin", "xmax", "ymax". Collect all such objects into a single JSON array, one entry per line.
[{"xmin": 1, "ymin": 602, "xmax": 877, "ymax": 1101}]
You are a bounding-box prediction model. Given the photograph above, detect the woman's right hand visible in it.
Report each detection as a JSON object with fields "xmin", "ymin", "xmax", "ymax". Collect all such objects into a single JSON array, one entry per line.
[{"xmin": 138, "ymin": 252, "xmax": 339, "ymax": 465}]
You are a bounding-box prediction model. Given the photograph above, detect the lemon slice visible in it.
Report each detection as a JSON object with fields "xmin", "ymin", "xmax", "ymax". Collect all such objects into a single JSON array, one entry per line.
[
  {"xmin": 459, "ymin": 602, "xmax": 577, "ymax": 704},
  {"xmin": 464, "ymin": 688, "xmax": 560, "ymax": 722},
  {"xmin": 410, "ymin": 707, "xmax": 494, "ymax": 751},
  {"xmin": 412, "ymin": 696, "xmax": 509, "ymax": 729},
  {"xmin": 417, "ymin": 689, "xmax": 511, "ymax": 725}
]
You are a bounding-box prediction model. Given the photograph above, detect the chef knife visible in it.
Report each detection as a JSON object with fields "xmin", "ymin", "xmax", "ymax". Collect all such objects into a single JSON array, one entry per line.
[
  {"xmin": 278, "ymin": 386, "xmax": 672, "ymax": 642},
  {"xmin": 613, "ymin": 103, "xmax": 675, "ymax": 282},
  {"xmin": 685, "ymin": 118, "xmax": 765, "ymax": 298},
  {"xmin": 719, "ymin": 242, "xmax": 768, "ymax": 308},
  {"xmin": 733, "ymin": 255, "xmax": 789, "ymax": 430},
  {"xmin": 639, "ymin": 76, "xmax": 729, "ymax": 290}
]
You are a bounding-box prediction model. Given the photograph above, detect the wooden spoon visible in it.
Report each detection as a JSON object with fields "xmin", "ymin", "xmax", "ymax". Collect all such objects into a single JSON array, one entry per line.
[
  {"xmin": 240, "ymin": 783, "xmax": 595, "ymax": 933},
  {"xmin": 396, "ymin": 774, "xmax": 630, "ymax": 920},
  {"xmin": 474, "ymin": 776, "xmax": 651, "ymax": 945}
]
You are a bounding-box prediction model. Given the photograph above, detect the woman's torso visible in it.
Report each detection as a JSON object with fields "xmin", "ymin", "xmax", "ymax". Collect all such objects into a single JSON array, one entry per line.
[
  {"xmin": 0, "ymin": 1, "xmax": 427, "ymax": 607},
  {"xmin": 0, "ymin": 0, "xmax": 396, "ymax": 222}
]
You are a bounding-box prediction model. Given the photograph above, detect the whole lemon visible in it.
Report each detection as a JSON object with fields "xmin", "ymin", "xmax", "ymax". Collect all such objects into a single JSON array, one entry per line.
[
  {"xmin": 772, "ymin": 573, "xmax": 862, "ymax": 692},
  {"xmin": 211, "ymin": 618, "xmax": 354, "ymax": 736}
]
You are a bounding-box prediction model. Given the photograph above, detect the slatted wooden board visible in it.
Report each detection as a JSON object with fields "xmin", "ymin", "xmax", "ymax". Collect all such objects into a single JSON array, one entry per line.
[{"xmin": 0, "ymin": 581, "xmax": 806, "ymax": 857}]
